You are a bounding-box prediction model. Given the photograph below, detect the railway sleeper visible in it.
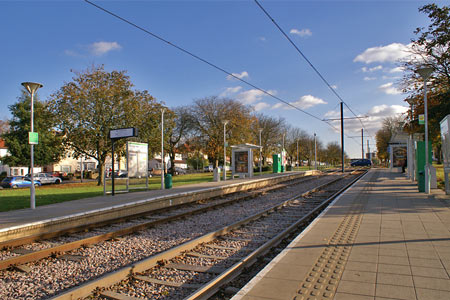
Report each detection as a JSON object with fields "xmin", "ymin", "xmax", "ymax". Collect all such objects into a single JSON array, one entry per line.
[
  {"xmin": 163, "ymin": 262, "xmax": 226, "ymax": 274},
  {"xmin": 134, "ymin": 275, "xmax": 203, "ymax": 289},
  {"xmin": 100, "ymin": 290, "xmax": 142, "ymax": 300}
]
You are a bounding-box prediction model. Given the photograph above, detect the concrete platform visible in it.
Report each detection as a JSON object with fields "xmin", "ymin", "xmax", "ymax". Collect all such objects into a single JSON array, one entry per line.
[
  {"xmin": 0, "ymin": 171, "xmax": 318, "ymax": 242},
  {"xmin": 233, "ymin": 169, "xmax": 450, "ymax": 300}
]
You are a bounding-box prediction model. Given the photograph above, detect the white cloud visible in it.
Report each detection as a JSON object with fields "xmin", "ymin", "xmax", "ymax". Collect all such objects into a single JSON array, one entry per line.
[
  {"xmin": 273, "ymin": 95, "xmax": 327, "ymax": 110},
  {"xmin": 361, "ymin": 65, "xmax": 382, "ymax": 72},
  {"xmin": 324, "ymin": 104, "xmax": 408, "ymax": 134},
  {"xmin": 331, "ymin": 85, "xmax": 338, "ymax": 89},
  {"xmin": 220, "ymin": 86, "xmax": 242, "ymax": 97},
  {"xmin": 354, "ymin": 43, "xmax": 411, "ymax": 64},
  {"xmin": 290, "ymin": 28, "xmax": 312, "ymax": 37},
  {"xmin": 259, "ymin": 37, "xmax": 267, "ymax": 42},
  {"xmin": 379, "ymin": 82, "xmax": 401, "ymax": 95},
  {"xmin": 364, "ymin": 76, "xmax": 376, "ymax": 81},
  {"xmin": 368, "ymin": 104, "xmax": 408, "ymax": 117},
  {"xmin": 389, "ymin": 66, "xmax": 404, "ymax": 73},
  {"xmin": 236, "ymin": 89, "xmax": 276, "ymax": 104},
  {"xmin": 226, "ymin": 71, "xmax": 249, "ymax": 81},
  {"xmin": 253, "ymin": 102, "xmax": 270, "ymax": 111},
  {"xmin": 89, "ymin": 41, "xmax": 122, "ymax": 56}
]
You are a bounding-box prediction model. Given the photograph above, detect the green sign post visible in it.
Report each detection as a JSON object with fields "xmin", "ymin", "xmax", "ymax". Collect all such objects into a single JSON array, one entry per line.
[{"xmin": 28, "ymin": 132, "xmax": 38, "ymax": 145}]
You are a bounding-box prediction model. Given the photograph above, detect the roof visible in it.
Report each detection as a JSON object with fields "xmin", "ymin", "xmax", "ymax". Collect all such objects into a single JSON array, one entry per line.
[
  {"xmin": 0, "ymin": 139, "xmax": 6, "ymax": 149},
  {"xmin": 230, "ymin": 143, "xmax": 262, "ymax": 149}
]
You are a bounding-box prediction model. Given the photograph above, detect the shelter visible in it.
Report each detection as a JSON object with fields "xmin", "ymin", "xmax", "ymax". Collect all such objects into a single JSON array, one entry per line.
[{"xmin": 231, "ymin": 143, "xmax": 261, "ymax": 178}]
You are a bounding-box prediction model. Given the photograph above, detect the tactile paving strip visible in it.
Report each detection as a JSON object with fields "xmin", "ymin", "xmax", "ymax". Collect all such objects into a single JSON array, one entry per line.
[{"xmin": 293, "ymin": 184, "xmax": 371, "ymax": 300}]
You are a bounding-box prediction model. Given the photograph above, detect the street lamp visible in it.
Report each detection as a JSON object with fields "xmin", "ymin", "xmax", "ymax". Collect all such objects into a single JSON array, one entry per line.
[
  {"xmin": 406, "ymin": 97, "xmax": 415, "ymax": 181},
  {"xmin": 22, "ymin": 82, "xmax": 43, "ymax": 210},
  {"xmin": 259, "ymin": 128, "xmax": 263, "ymax": 176},
  {"xmin": 314, "ymin": 133, "xmax": 317, "ymax": 170},
  {"xmin": 223, "ymin": 120, "xmax": 229, "ymax": 181},
  {"xmin": 416, "ymin": 66, "xmax": 433, "ymax": 194},
  {"xmin": 161, "ymin": 108, "xmax": 165, "ymax": 190}
]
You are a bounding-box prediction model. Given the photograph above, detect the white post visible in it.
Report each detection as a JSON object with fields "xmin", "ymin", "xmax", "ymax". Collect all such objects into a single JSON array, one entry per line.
[
  {"xmin": 223, "ymin": 120, "xmax": 228, "ymax": 181},
  {"xmin": 161, "ymin": 108, "xmax": 165, "ymax": 190},
  {"xmin": 417, "ymin": 67, "xmax": 433, "ymax": 194},
  {"xmin": 314, "ymin": 133, "xmax": 317, "ymax": 170},
  {"xmin": 424, "ymin": 80, "xmax": 430, "ymax": 193},
  {"xmin": 296, "ymin": 140, "xmax": 299, "ymax": 168},
  {"xmin": 259, "ymin": 128, "xmax": 263, "ymax": 176},
  {"xmin": 22, "ymin": 82, "xmax": 43, "ymax": 210}
]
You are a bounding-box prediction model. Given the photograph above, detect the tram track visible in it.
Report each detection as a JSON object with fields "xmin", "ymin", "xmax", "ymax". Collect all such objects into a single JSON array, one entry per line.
[
  {"xmin": 50, "ymin": 170, "xmax": 365, "ymax": 300},
  {"xmin": 0, "ymin": 174, "xmax": 326, "ymax": 270},
  {"xmin": 0, "ymin": 172, "xmax": 349, "ymax": 300}
]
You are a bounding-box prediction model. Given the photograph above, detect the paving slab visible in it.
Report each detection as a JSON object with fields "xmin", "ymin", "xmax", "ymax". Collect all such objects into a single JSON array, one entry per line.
[{"xmin": 232, "ymin": 168, "xmax": 450, "ymax": 300}]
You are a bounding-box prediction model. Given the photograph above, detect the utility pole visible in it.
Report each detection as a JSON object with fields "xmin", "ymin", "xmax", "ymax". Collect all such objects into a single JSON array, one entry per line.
[
  {"xmin": 361, "ymin": 128, "xmax": 364, "ymax": 159},
  {"xmin": 314, "ymin": 133, "xmax": 317, "ymax": 170},
  {"xmin": 340, "ymin": 102, "xmax": 344, "ymax": 173}
]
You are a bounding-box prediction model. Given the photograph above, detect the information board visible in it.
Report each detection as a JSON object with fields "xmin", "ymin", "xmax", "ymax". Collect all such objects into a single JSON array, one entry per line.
[{"xmin": 127, "ymin": 142, "xmax": 148, "ymax": 178}]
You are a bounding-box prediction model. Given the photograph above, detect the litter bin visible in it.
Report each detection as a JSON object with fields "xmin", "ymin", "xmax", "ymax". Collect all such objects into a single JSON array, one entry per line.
[
  {"xmin": 418, "ymin": 170, "xmax": 425, "ymax": 192},
  {"xmin": 164, "ymin": 174, "xmax": 172, "ymax": 189}
]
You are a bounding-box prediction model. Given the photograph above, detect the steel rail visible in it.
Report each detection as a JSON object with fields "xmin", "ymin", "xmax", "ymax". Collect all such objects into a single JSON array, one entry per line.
[
  {"xmin": 184, "ymin": 170, "xmax": 366, "ymax": 300},
  {"xmin": 0, "ymin": 175, "xmax": 323, "ymax": 270},
  {"xmin": 49, "ymin": 172, "xmax": 361, "ymax": 300}
]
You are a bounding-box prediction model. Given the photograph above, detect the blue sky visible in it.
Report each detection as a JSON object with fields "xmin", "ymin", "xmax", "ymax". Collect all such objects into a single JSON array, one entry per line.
[{"xmin": 0, "ymin": 0, "xmax": 443, "ymax": 158}]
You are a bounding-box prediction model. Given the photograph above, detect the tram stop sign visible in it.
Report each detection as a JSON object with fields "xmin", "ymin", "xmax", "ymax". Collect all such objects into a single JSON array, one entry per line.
[
  {"xmin": 29, "ymin": 132, "xmax": 38, "ymax": 145},
  {"xmin": 419, "ymin": 114, "xmax": 425, "ymax": 125}
]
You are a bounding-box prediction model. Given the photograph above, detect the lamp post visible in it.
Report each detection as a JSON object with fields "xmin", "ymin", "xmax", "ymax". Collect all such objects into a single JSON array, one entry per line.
[
  {"xmin": 416, "ymin": 66, "xmax": 433, "ymax": 194},
  {"xmin": 161, "ymin": 108, "xmax": 165, "ymax": 190},
  {"xmin": 314, "ymin": 133, "xmax": 317, "ymax": 170},
  {"xmin": 22, "ymin": 82, "xmax": 43, "ymax": 210},
  {"xmin": 223, "ymin": 120, "xmax": 229, "ymax": 181},
  {"xmin": 406, "ymin": 97, "xmax": 415, "ymax": 181},
  {"xmin": 259, "ymin": 128, "xmax": 263, "ymax": 176}
]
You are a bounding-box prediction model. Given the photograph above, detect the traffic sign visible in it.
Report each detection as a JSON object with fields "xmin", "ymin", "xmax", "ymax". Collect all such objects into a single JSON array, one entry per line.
[
  {"xmin": 109, "ymin": 127, "xmax": 138, "ymax": 139},
  {"xmin": 29, "ymin": 132, "xmax": 38, "ymax": 145},
  {"xmin": 419, "ymin": 114, "xmax": 425, "ymax": 125}
]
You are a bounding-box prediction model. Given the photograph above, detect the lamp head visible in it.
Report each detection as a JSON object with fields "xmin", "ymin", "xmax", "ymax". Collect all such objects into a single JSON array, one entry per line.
[
  {"xmin": 416, "ymin": 66, "xmax": 433, "ymax": 80},
  {"xmin": 21, "ymin": 82, "xmax": 43, "ymax": 95}
]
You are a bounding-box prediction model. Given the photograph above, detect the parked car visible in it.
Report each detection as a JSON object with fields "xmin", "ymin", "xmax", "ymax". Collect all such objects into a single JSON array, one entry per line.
[
  {"xmin": 112, "ymin": 170, "xmax": 128, "ymax": 178},
  {"xmin": 28, "ymin": 173, "xmax": 62, "ymax": 184},
  {"xmin": 174, "ymin": 167, "xmax": 187, "ymax": 175},
  {"xmin": 350, "ymin": 159, "xmax": 372, "ymax": 167},
  {"xmin": 204, "ymin": 165, "xmax": 214, "ymax": 172},
  {"xmin": 1, "ymin": 176, "xmax": 42, "ymax": 189}
]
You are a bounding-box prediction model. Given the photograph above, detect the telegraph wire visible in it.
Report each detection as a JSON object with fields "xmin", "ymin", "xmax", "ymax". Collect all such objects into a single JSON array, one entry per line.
[
  {"xmin": 253, "ymin": 0, "xmax": 371, "ymax": 138},
  {"xmin": 84, "ymin": 0, "xmax": 343, "ymax": 132}
]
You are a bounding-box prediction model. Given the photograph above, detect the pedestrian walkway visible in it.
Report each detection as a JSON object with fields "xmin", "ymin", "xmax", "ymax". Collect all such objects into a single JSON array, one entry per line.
[{"xmin": 233, "ymin": 169, "xmax": 450, "ymax": 300}]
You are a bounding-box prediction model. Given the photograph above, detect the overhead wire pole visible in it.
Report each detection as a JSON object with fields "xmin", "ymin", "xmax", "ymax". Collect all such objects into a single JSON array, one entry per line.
[
  {"xmin": 341, "ymin": 102, "xmax": 345, "ymax": 173},
  {"xmin": 361, "ymin": 128, "xmax": 364, "ymax": 159}
]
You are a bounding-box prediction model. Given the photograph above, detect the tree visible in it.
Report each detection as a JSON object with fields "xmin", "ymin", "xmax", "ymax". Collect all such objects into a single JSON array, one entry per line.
[
  {"xmin": 0, "ymin": 119, "xmax": 9, "ymax": 135},
  {"xmin": 48, "ymin": 65, "xmax": 162, "ymax": 185},
  {"xmin": 165, "ymin": 106, "xmax": 195, "ymax": 176},
  {"xmin": 375, "ymin": 116, "xmax": 405, "ymax": 164},
  {"xmin": 1, "ymin": 90, "xmax": 64, "ymax": 169},
  {"xmin": 322, "ymin": 142, "xmax": 342, "ymax": 166},
  {"xmin": 254, "ymin": 113, "xmax": 286, "ymax": 166},
  {"xmin": 189, "ymin": 96, "xmax": 255, "ymax": 168},
  {"xmin": 400, "ymin": 4, "xmax": 450, "ymax": 158}
]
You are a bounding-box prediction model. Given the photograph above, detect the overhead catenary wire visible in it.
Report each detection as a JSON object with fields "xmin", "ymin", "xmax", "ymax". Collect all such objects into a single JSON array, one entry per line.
[
  {"xmin": 253, "ymin": 0, "xmax": 371, "ymax": 138},
  {"xmin": 84, "ymin": 0, "xmax": 362, "ymax": 146},
  {"xmin": 84, "ymin": 1, "xmax": 325, "ymax": 124}
]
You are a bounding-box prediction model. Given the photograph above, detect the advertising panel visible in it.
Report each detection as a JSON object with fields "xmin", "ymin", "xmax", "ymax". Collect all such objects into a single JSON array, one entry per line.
[{"xmin": 441, "ymin": 115, "xmax": 450, "ymax": 168}]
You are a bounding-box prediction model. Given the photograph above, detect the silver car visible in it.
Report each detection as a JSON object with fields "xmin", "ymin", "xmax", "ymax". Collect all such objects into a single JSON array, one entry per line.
[{"xmin": 30, "ymin": 173, "xmax": 62, "ymax": 185}]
